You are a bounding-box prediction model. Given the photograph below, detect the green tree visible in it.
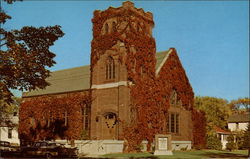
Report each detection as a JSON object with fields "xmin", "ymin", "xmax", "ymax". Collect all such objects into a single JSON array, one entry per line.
[
  {"xmin": 234, "ymin": 130, "xmax": 245, "ymax": 149},
  {"xmin": 229, "ymin": 98, "xmax": 250, "ymax": 113},
  {"xmin": 206, "ymin": 135, "xmax": 222, "ymax": 150},
  {"xmin": 242, "ymin": 123, "xmax": 250, "ymax": 156},
  {"xmin": 0, "ymin": 3, "xmax": 64, "ymax": 104},
  {"xmin": 226, "ymin": 133, "xmax": 236, "ymax": 151},
  {"xmin": 0, "ymin": 96, "xmax": 20, "ymax": 127},
  {"xmin": 194, "ymin": 96, "xmax": 232, "ymax": 135}
]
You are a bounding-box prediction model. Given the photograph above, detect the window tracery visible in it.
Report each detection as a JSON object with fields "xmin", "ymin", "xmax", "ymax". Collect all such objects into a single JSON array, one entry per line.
[
  {"xmin": 170, "ymin": 90, "xmax": 178, "ymax": 106},
  {"xmin": 106, "ymin": 56, "xmax": 115, "ymax": 79}
]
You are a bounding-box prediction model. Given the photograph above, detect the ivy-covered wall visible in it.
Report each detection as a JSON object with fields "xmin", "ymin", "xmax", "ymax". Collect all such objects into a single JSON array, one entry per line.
[{"xmin": 19, "ymin": 92, "xmax": 91, "ymax": 141}]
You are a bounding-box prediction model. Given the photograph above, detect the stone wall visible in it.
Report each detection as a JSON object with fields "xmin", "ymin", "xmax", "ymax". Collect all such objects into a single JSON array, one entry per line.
[{"xmin": 56, "ymin": 139, "xmax": 192, "ymax": 155}]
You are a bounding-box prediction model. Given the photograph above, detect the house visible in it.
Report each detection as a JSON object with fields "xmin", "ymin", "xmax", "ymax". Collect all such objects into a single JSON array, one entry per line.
[
  {"xmin": 0, "ymin": 112, "xmax": 20, "ymax": 145},
  {"xmin": 19, "ymin": 1, "xmax": 204, "ymax": 153},
  {"xmin": 214, "ymin": 126, "xmax": 230, "ymax": 150},
  {"xmin": 228, "ymin": 113, "xmax": 250, "ymax": 132}
]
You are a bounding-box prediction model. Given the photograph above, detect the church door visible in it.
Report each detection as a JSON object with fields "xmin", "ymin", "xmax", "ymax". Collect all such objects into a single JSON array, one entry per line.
[{"xmin": 102, "ymin": 112, "xmax": 118, "ymax": 139}]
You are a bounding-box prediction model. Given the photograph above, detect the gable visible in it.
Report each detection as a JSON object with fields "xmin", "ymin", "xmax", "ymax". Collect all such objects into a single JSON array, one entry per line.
[
  {"xmin": 157, "ymin": 48, "xmax": 194, "ymax": 109},
  {"xmin": 23, "ymin": 50, "xmax": 171, "ymax": 97}
]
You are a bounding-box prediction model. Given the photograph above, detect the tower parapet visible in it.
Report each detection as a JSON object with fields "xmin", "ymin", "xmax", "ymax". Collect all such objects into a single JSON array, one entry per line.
[{"xmin": 92, "ymin": 1, "xmax": 154, "ymax": 39}]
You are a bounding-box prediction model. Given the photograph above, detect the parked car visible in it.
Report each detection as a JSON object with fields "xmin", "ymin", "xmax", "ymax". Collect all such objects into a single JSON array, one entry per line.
[
  {"xmin": 0, "ymin": 141, "xmax": 11, "ymax": 152},
  {"xmin": 0, "ymin": 141, "xmax": 20, "ymax": 157},
  {"xmin": 21, "ymin": 141, "xmax": 78, "ymax": 158}
]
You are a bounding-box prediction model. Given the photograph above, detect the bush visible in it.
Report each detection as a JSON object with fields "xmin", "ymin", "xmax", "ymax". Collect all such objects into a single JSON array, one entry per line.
[
  {"xmin": 235, "ymin": 131, "xmax": 245, "ymax": 149},
  {"xmin": 242, "ymin": 124, "xmax": 250, "ymax": 149},
  {"xmin": 226, "ymin": 133, "xmax": 236, "ymax": 151},
  {"xmin": 206, "ymin": 135, "xmax": 222, "ymax": 150},
  {"xmin": 80, "ymin": 130, "xmax": 89, "ymax": 140}
]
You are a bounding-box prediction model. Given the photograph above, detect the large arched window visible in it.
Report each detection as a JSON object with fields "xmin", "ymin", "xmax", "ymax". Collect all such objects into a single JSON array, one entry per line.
[{"xmin": 106, "ymin": 56, "xmax": 115, "ymax": 80}]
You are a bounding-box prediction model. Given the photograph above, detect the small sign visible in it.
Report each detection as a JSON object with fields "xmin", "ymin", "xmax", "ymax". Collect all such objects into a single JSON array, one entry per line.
[
  {"xmin": 154, "ymin": 134, "xmax": 173, "ymax": 155},
  {"xmin": 158, "ymin": 137, "xmax": 168, "ymax": 150}
]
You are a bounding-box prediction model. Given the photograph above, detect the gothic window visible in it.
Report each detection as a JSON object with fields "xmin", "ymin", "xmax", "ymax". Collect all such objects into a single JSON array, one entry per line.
[
  {"xmin": 170, "ymin": 90, "xmax": 178, "ymax": 106},
  {"xmin": 167, "ymin": 112, "xmax": 179, "ymax": 134},
  {"xmin": 8, "ymin": 127, "xmax": 12, "ymax": 139},
  {"xmin": 105, "ymin": 23, "xmax": 109, "ymax": 34},
  {"xmin": 82, "ymin": 105, "xmax": 90, "ymax": 130},
  {"xmin": 112, "ymin": 22, "xmax": 116, "ymax": 32},
  {"xmin": 64, "ymin": 110, "xmax": 68, "ymax": 126},
  {"xmin": 47, "ymin": 111, "xmax": 52, "ymax": 127},
  {"xmin": 106, "ymin": 56, "xmax": 115, "ymax": 80}
]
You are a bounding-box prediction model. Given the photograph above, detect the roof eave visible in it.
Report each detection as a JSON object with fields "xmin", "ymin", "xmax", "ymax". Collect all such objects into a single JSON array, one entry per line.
[{"xmin": 155, "ymin": 48, "xmax": 173, "ymax": 76}]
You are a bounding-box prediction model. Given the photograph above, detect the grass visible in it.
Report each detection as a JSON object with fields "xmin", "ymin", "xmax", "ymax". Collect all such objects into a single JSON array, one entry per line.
[{"xmin": 101, "ymin": 150, "xmax": 249, "ymax": 159}]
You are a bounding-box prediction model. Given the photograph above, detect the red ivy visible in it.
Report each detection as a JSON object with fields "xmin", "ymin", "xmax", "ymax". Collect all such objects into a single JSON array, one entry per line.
[
  {"xmin": 91, "ymin": 6, "xmax": 206, "ymax": 152},
  {"xmin": 19, "ymin": 93, "xmax": 91, "ymax": 141}
]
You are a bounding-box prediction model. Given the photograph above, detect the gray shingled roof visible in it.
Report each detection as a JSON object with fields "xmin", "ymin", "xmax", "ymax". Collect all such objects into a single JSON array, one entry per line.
[
  {"xmin": 23, "ymin": 50, "xmax": 170, "ymax": 97},
  {"xmin": 228, "ymin": 113, "xmax": 250, "ymax": 123}
]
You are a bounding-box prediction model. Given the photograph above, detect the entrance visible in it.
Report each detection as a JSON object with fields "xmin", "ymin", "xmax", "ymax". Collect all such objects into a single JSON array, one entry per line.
[{"xmin": 102, "ymin": 112, "xmax": 118, "ymax": 139}]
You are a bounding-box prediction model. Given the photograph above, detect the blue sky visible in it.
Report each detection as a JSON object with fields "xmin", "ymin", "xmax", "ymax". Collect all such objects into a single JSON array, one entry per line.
[{"xmin": 1, "ymin": 0, "xmax": 249, "ymax": 101}]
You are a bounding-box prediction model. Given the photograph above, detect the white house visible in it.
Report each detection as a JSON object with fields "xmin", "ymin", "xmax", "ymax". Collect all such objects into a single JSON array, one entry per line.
[
  {"xmin": 0, "ymin": 112, "xmax": 20, "ymax": 145},
  {"xmin": 214, "ymin": 126, "xmax": 230, "ymax": 149},
  {"xmin": 228, "ymin": 113, "xmax": 249, "ymax": 132}
]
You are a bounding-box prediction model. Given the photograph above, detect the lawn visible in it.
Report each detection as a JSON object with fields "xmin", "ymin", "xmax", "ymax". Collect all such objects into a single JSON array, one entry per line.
[{"xmin": 102, "ymin": 150, "xmax": 248, "ymax": 159}]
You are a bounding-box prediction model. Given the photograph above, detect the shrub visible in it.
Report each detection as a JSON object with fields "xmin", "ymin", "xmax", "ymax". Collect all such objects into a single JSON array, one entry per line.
[
  {"xmin": 206, "ymin": 135, "xmax": 222, "ymax": 150},
  {"xmin": 242, "ymin": 123, "xmax": 250, "ymax": 149},
  {"xmin": 235, "ymin": 131, "xmax": 245, "ymax": 149},
  {"xmin": 226, "ymin": 133, "xmax": 236, "ymax": 151}
]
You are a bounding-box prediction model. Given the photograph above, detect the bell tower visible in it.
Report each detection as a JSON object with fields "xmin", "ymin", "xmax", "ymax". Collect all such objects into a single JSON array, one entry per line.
[{"xmin": 90, "ymin": 1, "xmax": 156, "ymax": 140}]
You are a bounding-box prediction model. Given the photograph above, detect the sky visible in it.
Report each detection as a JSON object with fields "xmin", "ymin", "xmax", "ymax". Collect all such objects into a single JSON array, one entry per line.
[{"xmin": 1, "ymin": 0, "xmax": 249, "ymax": 101}]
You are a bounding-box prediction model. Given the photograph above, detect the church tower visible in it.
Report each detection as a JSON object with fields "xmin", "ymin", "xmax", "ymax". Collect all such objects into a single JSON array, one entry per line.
[{"xmin": 90, "ymin": 1, "xmax": 155, "ymax": 140}]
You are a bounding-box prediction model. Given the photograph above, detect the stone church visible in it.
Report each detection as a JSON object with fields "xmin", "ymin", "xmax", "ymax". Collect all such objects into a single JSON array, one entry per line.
[{"xmin": 20, "ymin": 1, "xmax": 200, "ymax": 150}]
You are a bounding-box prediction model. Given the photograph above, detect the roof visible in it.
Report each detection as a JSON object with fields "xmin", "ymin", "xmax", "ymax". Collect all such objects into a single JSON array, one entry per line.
[
  {"xmin": 23, "ymin": 65, "xmax": 90, "ymax": 97},
  {"xmin": 228, "ymin": 113, "xmax": 250, "ymax": 123},
  {"xmin": 214, "ymin": 126, "xmax": 230, "ymax": 134},
  {"xmin": 23, "ymin": 50, "xmax": 171, "ymax": 97}
]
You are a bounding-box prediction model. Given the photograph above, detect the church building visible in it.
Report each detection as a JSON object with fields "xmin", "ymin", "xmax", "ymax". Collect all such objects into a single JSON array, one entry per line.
[{"xmin": 20, "ymin": 1, "xmax": 204, "ymax": 150}]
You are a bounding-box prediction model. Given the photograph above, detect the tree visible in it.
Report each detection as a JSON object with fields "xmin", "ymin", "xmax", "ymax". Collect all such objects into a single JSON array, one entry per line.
[
  {"xmin": 226, "ymin": 133, "xmax": 236, "ymax": 151},
  {"xmin": 0, "ymin": 5, "xmax": 64, "ymax": 104},
  {"xmin": 242, "ymin": 123, "xmax": 250, "ymax": 156},
  {"xmin": 194, "ymin": 96, "xmax": 232, "ymax": 135},
  {"xmin": 206, "ymin": 135, "xmax": 222, "ymax": 150},
  {"xmin": 0, "ymin": 97, "xmax": 20, "ymax": 124},
  {"xmin": 229, "ymin": 98, "xmax": 250, "ymax": 113}
]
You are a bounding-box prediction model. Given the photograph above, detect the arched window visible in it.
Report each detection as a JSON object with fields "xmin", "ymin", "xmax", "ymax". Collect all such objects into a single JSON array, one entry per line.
[
  {"xmin": 104, "ymin": 112, "xmax": 117, "ymax": 128},
  {"xmin": 105, "ymin": 23, "xmax": 109, "ymax": 34},
  {"xmin": 170, "ymin": 90, "xmax": 178, "ymax": 106},
  {"xmin": 112, "ymin": 22, "xmax": 116, "ymax": 32},
  {"xmin": 81, "ymin": 105, "xmax": 90, "ymax": 131},
  {"xmin": 106, "ymin": 56, "xmax": 115, "ymax": 80}
]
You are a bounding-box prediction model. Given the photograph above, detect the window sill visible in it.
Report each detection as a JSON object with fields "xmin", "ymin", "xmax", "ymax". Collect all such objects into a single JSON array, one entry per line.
[{"xmin": 104, "ymin": 79, "xmax": 116, "ymax": 83}]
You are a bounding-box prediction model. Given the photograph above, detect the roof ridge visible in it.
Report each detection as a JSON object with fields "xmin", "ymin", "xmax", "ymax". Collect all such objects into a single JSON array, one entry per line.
[{"xmin": 51, "ymin": 65, "xmax": 90, "ymax": 73}]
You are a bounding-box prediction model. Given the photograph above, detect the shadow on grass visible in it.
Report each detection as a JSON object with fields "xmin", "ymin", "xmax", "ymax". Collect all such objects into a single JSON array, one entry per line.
[{"xmin": 203, "ymin": 151, "xmax": 248, "ymax": 158}]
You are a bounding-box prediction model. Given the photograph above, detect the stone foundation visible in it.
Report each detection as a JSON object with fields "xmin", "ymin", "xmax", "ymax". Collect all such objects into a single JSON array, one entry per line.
[{"xmin": 56, "ymin": 140, "xmax": 192, "ymax": 155}]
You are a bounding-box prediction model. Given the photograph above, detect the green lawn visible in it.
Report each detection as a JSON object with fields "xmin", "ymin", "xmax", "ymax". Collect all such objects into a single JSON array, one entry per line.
[{"xmin": 102, "ymin": 150, "xmax": 248, "ymax": 159}]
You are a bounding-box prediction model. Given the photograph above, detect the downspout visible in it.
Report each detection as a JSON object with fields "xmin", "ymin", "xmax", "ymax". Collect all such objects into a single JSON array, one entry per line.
[{"xmin": 117, "ymin": 58, "xmax": 120, "ymax": 140}]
